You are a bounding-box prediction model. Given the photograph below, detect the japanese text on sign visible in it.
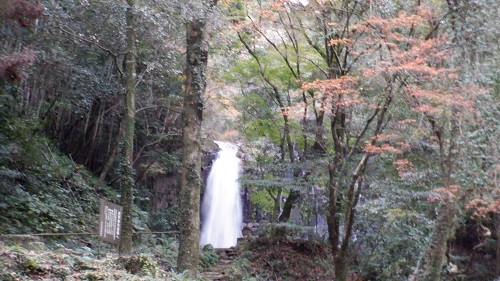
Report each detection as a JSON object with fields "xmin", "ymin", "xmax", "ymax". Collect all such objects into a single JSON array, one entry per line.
[{"xmin": 99, "ymin": 199, "xmax": 123, "ymax": 244}]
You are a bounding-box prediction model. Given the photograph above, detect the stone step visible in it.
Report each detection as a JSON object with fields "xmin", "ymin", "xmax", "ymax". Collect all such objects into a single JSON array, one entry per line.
[
  {"xmin": 216, "ymin": 248, "xmax": 238, "ymax": 254},
  {"xmin": 202, "ymin": 246, "xmax": 240, "ymax": 280},
  {"xmin": 203, "ymin": 271, "xmax": 229, "ymax": 280}
]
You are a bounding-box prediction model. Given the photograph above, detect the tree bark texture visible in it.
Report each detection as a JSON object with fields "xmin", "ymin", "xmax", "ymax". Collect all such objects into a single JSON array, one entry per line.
[
  {"xmin": 409, "ymin": 202, "xmax": 457, "ymax": 281},
  {"xmin": 177, "ymin": 1, "xmax": 217, "ymax": 273},
  {"xmin": 119, "ymin": 0, "xmax": 136, "ymax": 255},
  {"xmin": 269, "ymin": 187, "xmax": 282, "ymax": 223},
  {"xmin": 278, "ymin": 189, "xmax": 300, "ymax": 222}
]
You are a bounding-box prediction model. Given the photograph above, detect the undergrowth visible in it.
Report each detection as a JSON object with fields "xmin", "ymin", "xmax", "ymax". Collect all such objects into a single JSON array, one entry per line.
[
  {"xmin": 0, "ymin": 115, "xmax": 108, "ymax": 235},
  {"xmin": 233, "ymin": 228, "xmax": 334, "ymax": 280},
  {"xmin": 0, "ymin": 239, "xmax": 193, "ymax": 281}
]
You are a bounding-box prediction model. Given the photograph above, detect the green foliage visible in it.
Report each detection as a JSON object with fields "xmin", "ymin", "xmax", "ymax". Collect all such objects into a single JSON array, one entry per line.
[
  {"xmin": 138, "ymin": 151, "xmax": 182, "ymax": 179},
  {"xmin": 348, "ymin": 154, "xmax": 438, "ymax": 280},
  {"xmin": 0, "ymin": 0, "xmax": 497, "ymax": 279},
  {"xmin": 227, "ymin": 257, "xmax": 257, "ymax": 281},
  {"xmin": 225, "ymin": 40, "xmax": 323, "ymax": 89},
  {"xmin": 232, "ymin": 92, "xmax": 282, "ymax": 143},
  {"xmin": 353, "ymin": 197, "xmax": 434, "ymax": 280},
  {"xmin": 0, "ymin": 0, "xmax": 186, "ymax": 187},
  {"xmin": 224, "ymin": 0, "xmax": 247, "ymax": 23},
  {"xmin": 132, "ymin": 235, "xmax": 180, "ymax": 272},
  {"xmin": 117, "ymin": 254, "xmax": 161, "ymax": 277},
  {"xmin": 0, "ymin": 115, "xmax": 109, "ymax": 236},
  {"xmin": 198, "ymin": 244, "xmax": 219, "ymax": 269},
  {"xmin": 147, "ymin": 207, "xmax": 180, "ymax": 232},
  {"xmin": 245, "ymin": 119, "xmax": 283, "ymax": 144},
  {"xmin": 248, "ymin": 188, "xmax": 276, "ymax": 218},
  {"xmin": 0, "ymin": 116, "xmax": 46, "ymax": 167}
]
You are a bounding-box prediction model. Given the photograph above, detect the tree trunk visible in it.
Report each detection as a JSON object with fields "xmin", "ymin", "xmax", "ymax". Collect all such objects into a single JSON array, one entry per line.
[
  {"xmin": 409, "ymin": 202, "xmax": 457, "ymax": 281},
  {"xmin": 268, "ymin": 187, "xmax": 282, "ymax": 222},
  {"xmin": 118, "ymin": 0, "xmax": 136, "ymax": 255},
  {"xmin": 278, "ymin": 189, "xmax": 300, "ymax": 222},
  {"xmin": 312, "ymin": 103, "xmax": 326, "ymax": 153},
  {"xmin": 177, "ymin": 1, "xmax": 217, "ymax": 274},
  {"xmin": 327, "ymin": 99, "xmax": 347, "ymax": 259},
  {"xmin": 327, "ymin": 159, "xmax": 340, "ymax": 257},
  {"xmin": 99, "ymin": 122, "xmax": 123, "ymax": 181},
  {"xmin": 328, "ymin": 93, "xmax": 391, "ymax": 281},
  {"xmin": 409, "ymin": 120, "xmax": 460, "ymax": 281}
]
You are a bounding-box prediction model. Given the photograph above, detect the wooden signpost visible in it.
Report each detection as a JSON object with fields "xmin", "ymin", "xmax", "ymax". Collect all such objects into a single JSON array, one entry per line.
[{"xmin": 99, "ymin": 199, "xmax": 123, "ymax": 244}]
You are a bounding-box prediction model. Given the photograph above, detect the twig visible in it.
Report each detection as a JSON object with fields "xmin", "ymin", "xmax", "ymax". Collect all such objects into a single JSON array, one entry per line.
[
  {"xmin": 57, "ymin": 26, "xmax": 118, "ymax": 57},
  {"xmin": 262, "ymin": 258, "xmax": 279, "ymax": 280},
  {"xmin": 56, "ymin": 26, "xmax": 124, "ymax": 79}
]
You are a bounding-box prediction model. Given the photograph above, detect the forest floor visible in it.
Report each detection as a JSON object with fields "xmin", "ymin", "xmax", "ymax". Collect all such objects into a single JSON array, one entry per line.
[
  {"xmin": 0, "ymin": 235, "xmax": 187, "ymax": 281},
  {"xmin": 1, "ymin": 231, "xmax": 494, "ymax": 280},
  {"xmin": 232, "ymin": 237, "xmax": 335, "ymax": 280},
  {"xmin": 198, "ymin": 232, "xmax": 336, "ymax": 281},
  {"xmin": 0, "ymin": 232, "xmax": 335, "ymax": 281}
]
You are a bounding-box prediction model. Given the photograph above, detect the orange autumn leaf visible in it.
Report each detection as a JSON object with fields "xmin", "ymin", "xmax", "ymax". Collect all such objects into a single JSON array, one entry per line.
[
  {"xmin": 302, "ymin": 76, "xmax": 358, "ymax": 92},
  {"xmin": 393, "ymin": 158, "xmax": 414, "ymax": 177},
  {"xmin": 429, "ymin": 185, "xmax": 462, "ymax": 202},
  {"xmin": 329, "ymin": 38, "xmax": 352, "ymax": 47},
  {"xmin": 466, "ymin": 198, "xmax": 500, "ymax": 217},
  {"xmin": 364, "ymin": 142, "xmax": 403, "ymax": 155}
]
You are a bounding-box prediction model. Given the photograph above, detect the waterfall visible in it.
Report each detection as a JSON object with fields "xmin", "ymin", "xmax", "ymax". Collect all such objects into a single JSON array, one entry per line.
[{"xmin": 200, "ymin": 141, "xmax": 243, "ymax": 248}]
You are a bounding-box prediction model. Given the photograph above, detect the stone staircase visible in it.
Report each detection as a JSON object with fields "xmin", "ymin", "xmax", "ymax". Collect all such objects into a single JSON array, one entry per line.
[{"xmin": 201, "ymin": 247, "xmax": 238, "ymax": 280}]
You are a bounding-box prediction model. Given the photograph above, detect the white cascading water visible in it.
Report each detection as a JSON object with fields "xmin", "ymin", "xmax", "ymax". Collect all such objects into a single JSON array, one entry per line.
[{"xmin": 200, "ymin": 141, "xmax": 243, "ymax": 248}]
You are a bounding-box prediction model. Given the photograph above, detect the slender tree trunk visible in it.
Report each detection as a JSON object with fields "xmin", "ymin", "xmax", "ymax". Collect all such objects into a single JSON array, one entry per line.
[
  {"xmin": 409, "ymin": 120, "xmax": 460, "ymax": 281},
  {"xmin": 301, "ymin": 92, "xmax": 309, "ymax": 155},
  {"xmin": 277, "ymin": 108, "xmax": 302, "ymax": 222},
  {"xmin": 177, "ymin": 1, "xmax": 217, "ymax": 275},
  {"xmin": 278, "ymin": 190, "xmax": 300, "ymax": 222},
  {"xmin": 329, "ymin": 92, "xmax": 392, "ymax": 281},
  {"xmin": 99, "ymin": 122, "xmax": 123, "ymax": 181},
  {"xmin": 335, "ymin": 156, "xmax": 369, "ymax": 281},
  {"xmin": 327, "ymin": 159, "xmax": 340, "ymax": 256},
  {"xmin": 327, "ymin": 99, "xmax": 346, "ymax": 259},
  {"xmin": 409, "ymin": 202, "xmax": 457, "ymax": 281},
  {"xmin": 312, "ymin": 104, "xmax": 326, "ymax": 153},
  {"xmin": 118, "ymin": 0, "xmax": 136, "ymax": 255},
  {"xmin": 268, "ymin": 187, "xmax": 282, "ymax": 222}
]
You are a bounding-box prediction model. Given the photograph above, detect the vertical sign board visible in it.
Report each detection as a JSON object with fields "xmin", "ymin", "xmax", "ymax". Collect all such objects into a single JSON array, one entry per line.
[{"xmin": 99, "ymin": 199, "xmax": 123, "ymax": 244}]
